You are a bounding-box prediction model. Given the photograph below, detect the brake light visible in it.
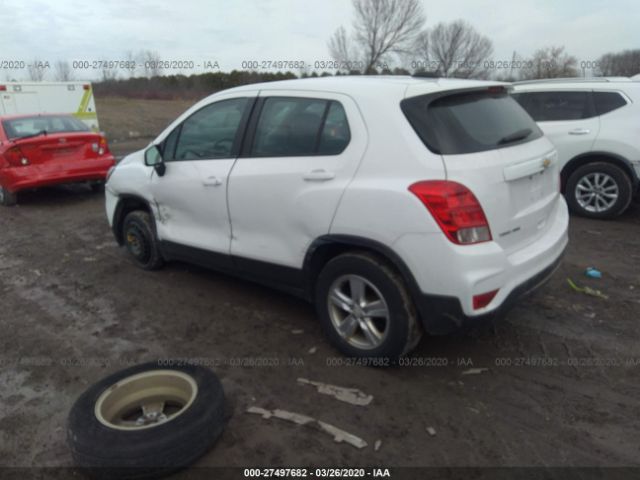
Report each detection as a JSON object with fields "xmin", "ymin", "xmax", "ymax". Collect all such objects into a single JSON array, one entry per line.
[
  {"xmin": 99, "ymin": 137, "xmax": 109, "ymax": 155},
  {"xmin": 473, "ymin": 290, "xmax": 499, "ymax": 310},
  {"xmin": 4, "ymin": 146, "xmax": 29, "ymax": 167},
  {"xmin": 0, "ymin": 85, "xmax": 6, "ymax": 91},
  {"xmin": 408, "ymin": 180, "xmax": 492, "ymax": 245}
]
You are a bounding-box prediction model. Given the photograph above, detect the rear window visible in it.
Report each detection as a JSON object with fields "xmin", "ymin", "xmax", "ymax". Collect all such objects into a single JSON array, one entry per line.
[
  {"xmin": 2, "ymin": 115, "xmax": 89, "ymax": 139},
  {"xmin": 402, "ymin": 91, "xmax": 543, "ymax": 155},
  {"xmin": 593, "ymin": 91, "xmax": 627, "ymax": 116}
]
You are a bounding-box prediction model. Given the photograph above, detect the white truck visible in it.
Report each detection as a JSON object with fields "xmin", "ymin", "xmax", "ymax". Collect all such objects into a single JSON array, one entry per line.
[{"xmin": 0, "ymin": 81, "xmax": 100, "ymax": 131}]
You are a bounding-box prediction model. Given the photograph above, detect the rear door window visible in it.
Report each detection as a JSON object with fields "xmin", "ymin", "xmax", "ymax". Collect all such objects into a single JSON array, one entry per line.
[
  {"xmin": 402, "ymin": 91, "xmax": 543, "ymax": 155},
  {"xmin": 512, "ymin": 91, "xmax": 595, "ymax": 121},
  {"xmin": 593, "ymin": 91, "xmax": 627, "ymax": 115},
  {"xmin": 250, "ymin": 97, "xmax": 350, "ymax": 156}
]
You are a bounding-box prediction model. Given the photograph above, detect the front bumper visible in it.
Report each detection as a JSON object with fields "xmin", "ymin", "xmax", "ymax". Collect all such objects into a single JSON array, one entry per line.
[{"xmin": 0, "ymin": 155, "xmax": 115, "ymax": 193}]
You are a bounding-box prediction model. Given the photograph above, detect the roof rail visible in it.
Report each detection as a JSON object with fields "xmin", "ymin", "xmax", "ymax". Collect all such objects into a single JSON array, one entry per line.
[{"xmin": 514, "ymin": 77, "xmax": 632, "ymax": 85}]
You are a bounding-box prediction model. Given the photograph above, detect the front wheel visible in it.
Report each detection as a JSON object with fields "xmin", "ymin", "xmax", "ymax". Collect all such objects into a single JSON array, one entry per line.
[
  {"xmin": 122, "ymin": 211, "xmax": 164, "ymax": 270},
  {"xmin": 315, "ymin": 252, "xmax": 422, "ymax": 360},
  {"xmin": 565, "ymin": 162, "xmax": 633, "ymax": 219},
  {"xmin": 0, "ymin": 185, "xmax": 17, "ymax": 207}
]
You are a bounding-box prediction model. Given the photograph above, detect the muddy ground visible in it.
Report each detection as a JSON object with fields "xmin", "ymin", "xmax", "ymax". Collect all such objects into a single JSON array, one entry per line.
[{"xmin": 0, "ymin": 141, "xmax": 639, "ymax": 475}]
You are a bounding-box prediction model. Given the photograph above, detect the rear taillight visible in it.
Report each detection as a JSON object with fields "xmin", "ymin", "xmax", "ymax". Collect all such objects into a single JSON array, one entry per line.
[
  {"xmin": 0, "ymin": 85, "xmax": 6, "ymax": 91},
  {"xmin": 4, "ymin": 146, "xmax": 29, "ymax": 167},
  {"xmin": 409, "ymin": 180, "xmax": 492, "ymax": 245},
  {"xmin": 99, "ymin": 137, "xmax": 109, "ymax": 155}
]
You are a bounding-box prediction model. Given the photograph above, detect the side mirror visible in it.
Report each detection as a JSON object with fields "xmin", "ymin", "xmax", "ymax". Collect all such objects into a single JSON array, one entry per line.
[{"xmin": 144, "ymin": 145, "xmax": 166, "ymax": 177}]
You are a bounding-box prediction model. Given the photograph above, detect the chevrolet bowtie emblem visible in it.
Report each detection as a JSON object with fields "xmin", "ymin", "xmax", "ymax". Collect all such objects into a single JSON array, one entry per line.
[{"xmin": 542, "ymin": 158, "xmax": 552, "ymax": 168}]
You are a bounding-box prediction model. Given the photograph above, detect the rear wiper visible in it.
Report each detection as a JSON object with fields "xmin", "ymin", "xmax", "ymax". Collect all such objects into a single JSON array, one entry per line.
[
  {"xmin": 13, "ymin": 130, "xmax": 48, "ymax": 141},
  {"xmin": 497, "ymin": 128, "xmax": 532, "ymax": 145}
]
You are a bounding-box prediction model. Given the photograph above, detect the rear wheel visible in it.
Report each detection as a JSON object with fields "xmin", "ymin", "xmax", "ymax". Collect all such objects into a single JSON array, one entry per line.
[
  {"xmin": 0, "ymin": 185, "xmax": 17, "ymax": 207},
  {"xmin": 89, "ymin": 181, "xmax": 105, "ymax": 193},
  {"xmin": 315, "ymin": 252, "xmax": 422, "ymax": 361},
  {"xmin": 122, "ymin": 211, "xmax": 164, "ymax": 270},
  {"xmin": 565, "ymin": 162, "xmax": 632, "ymax": 219}
]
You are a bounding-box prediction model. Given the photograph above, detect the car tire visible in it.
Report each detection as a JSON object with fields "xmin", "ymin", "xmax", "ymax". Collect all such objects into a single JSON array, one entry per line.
[
  {"xmin": 89, "ymin": 181, "xmax": 105, "ymax": 193},
  {"xmin": 315, "ymin": 251, "xmax": 422, "ymax": 361},
  {"xmin": 565, "ymin": 162, "xmax": 633, "ymax": 219},
  {"xmin": 67, "ymin": 362, "xmax": 226, "ymax": 479},
  {"xmin": 122, "ymin": 210, "xmax": 164, "ymax": 270},
  {"xmin": 0, "ymin": 185, "xmax": 17, "ymax": 207}
]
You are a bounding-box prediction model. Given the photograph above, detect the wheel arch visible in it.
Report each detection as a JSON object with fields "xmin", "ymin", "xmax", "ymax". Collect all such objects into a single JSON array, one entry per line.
[
  {"xmin": 112, "ymin": 194, "xmax": 156, "ymax": 245},
  {"xmin": 302, "ymin": 234, "xmax": 423, "ymax": 304},
  {"xmin": 560, "ymin": 151, "xmax": 638, "ymax": 192}
]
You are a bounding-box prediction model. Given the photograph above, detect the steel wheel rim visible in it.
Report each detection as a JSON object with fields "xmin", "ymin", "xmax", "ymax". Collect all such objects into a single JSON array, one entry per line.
[
  {"xmin": 327, "ymin": 274, "xmax": 390, "ymax": 350},
  {"xmin": 575, "ymin": 172, "xmax": 619, "ymax": 213},
  {"xmin": 94, "ymin": 370, "xmax": 198, "ymax": 430},
  {"xmin": 126, "ymin": 226, "xmax": 147, "ymax": 261}
]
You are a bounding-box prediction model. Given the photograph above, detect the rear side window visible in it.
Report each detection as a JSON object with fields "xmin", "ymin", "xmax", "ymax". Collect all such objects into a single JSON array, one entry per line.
[
  {"xmin": 512, "ymin": 91, "xmax": 595, "ymax": 121},
  {"xmin": 402, "ymin": 91, "xmax": 542, "ymax": 155},
  {"xmin": 250, "ymin": 97, "xmax": 350, "ymax": 156},
  {"xmin": 593, "ymin": 92, "xmax": 627, "ymax": 115}
]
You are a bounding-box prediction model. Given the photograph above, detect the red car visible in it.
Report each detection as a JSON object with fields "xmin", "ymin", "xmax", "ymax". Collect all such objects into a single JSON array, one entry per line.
[{"xmin": 0, "ymin": 114, "xmax": 115, "ymax": 206}]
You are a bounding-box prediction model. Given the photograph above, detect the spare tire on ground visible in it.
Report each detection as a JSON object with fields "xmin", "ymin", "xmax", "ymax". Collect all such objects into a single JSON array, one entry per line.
[{"xmin": 67, "ymin": 362, "xmax": 225, "ymax": 479}]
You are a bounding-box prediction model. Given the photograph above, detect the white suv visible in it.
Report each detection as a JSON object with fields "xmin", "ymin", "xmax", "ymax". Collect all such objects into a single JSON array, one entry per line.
[
  {"xmin": 105, "ymin": 76, "xmax": 568, "ymax": 359},
  {"xmin": 512, "ymin": 78, "xmax": 640, "ymax": 219}
]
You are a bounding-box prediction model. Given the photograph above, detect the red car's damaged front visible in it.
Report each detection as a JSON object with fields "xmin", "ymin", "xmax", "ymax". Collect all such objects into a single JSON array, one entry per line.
[{"xmin": 0, "ymin": 114, "xmax": 115, "ymax": 205}]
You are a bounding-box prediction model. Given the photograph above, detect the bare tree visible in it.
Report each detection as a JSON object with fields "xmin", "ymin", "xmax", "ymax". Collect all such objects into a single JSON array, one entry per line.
[
  {"xmin": 27, "ymin": 58, "xmax": 47, "ymax": 81},
  {"xmin": 100, "ymin": 67, "xmax": 118, "ymax": 82},
  {"xmin": 125, "ymin": 50, "xmax": 138, "ymax": 78},
  {"xmin": 519, "ymin": 46, "xmax": 578, "ymax": 80},
  {"xmin": 328, "ymin": 0, "xmax": 425, "ymax": 73},
  {"xmin": 54, "ymin": 60, "xmax": 74, "ymax": 81},
  {"xmin": 140, "ymin": 50, "xmax": 163, "ymax": 78},
  {"xmin": 413, "ymin": 20, "xmax": 493, "ymax": 78},
  {"xmin": 596, "ymin": 49, "xmax": 640, "ymax": 77}
]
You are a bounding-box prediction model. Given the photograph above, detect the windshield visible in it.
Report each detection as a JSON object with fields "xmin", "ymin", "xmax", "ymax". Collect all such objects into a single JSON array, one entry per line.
[
  {"xmin": 2, "ymin": 115, "xmax": 90, "ymax": 140},
  {"xmin": 401, "ymin": 91, "xmax": 543, "ymax": 155}
]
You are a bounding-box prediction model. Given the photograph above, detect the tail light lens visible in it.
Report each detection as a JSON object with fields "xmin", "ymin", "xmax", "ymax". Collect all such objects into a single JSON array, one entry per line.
[
  {"xmin": 409, "ymin": 180, "xmax": 492, "ymax": 245},
  {"xmin": 4, "ymin": 146, "xmax": 29, "ymax": 167},
  {"xmin": 98, "ymin": 137, "xmax": 109, "ymax": 155}
]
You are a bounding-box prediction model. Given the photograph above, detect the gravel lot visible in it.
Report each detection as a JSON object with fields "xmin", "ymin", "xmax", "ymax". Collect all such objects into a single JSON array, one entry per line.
[{"xmin": 1, "ymin": 153, "xmax": 639, "ymax": 473}]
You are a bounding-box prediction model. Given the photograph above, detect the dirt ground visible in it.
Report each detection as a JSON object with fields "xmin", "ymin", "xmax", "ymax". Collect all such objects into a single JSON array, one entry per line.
[{"xmin": 1, "ymin": 98, "xmax": 639, "ymax": 475}]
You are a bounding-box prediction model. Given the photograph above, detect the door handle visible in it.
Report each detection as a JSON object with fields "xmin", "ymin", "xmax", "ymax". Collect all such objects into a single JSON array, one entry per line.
[
  {"xmin": 569, "ymin": 128, "xmax": 591, "ymax": 135},
  {"xmin": 203, "ymin": 176, "xmax": 223, "ymax": 187},
  {"xmin": 303, "ymin": 169, "xmax": 336, "ymax": 181}
]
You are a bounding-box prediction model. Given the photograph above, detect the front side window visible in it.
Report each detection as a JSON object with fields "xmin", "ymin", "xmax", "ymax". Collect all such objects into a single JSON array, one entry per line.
[
  {"xmin": 512, "ymin": 91, "xmax": 594, "ymax": 122},
  {"xmin": 250, "ymin": 97, "xmax": 350, "ymax": 156},
  {"xmin": 169, "ymin": 97, "xmax": 248, "ymax": 161}
]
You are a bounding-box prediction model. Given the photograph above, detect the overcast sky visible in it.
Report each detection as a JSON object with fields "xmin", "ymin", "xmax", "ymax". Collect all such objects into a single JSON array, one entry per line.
[{"xmin": 1, "ymin": 0, "xmax": 638, "ymax": 80}]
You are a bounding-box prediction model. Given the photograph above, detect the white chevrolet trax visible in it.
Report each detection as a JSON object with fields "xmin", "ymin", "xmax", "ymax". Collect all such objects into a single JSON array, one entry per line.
[{"xmin": 105, "ymin": 76, "xmax": 569, "ymax": 359}]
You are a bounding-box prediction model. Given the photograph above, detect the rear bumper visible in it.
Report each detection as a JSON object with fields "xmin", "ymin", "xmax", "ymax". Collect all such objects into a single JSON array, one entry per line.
[
  {"xmin": 0, "ymin": 155, "xmax": 115, "ymax": 193},
  {"xmin": 414, "ymin": 250, "xmax": 564, "ymax": 334},
  {"xmin": 393, "ymin": 196, "xmax": 569, "ymax": 334}
]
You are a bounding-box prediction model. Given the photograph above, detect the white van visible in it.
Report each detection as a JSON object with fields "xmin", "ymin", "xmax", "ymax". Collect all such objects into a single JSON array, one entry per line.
[{"xmin": 0, "ymin": 82, "xmax": 100, "ymax": 131}]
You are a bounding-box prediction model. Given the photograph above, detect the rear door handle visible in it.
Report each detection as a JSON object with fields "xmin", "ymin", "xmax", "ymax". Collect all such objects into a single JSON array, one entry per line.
[
  {"xmin": 569, "ymin": 128, "xmax": 591, "ymax": 135},
  {"xmin": 203, "ymin": 176, "xmax": 223, "ymax": 187},
  {"xmin": 303, "ymin": 169, "xmax": 336, "ymax": 181}
]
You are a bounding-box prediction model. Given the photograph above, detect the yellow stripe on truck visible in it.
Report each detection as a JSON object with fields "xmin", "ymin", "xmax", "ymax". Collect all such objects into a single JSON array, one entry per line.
[{"xmin": 77, "ymin": 87, "xmax": 92, "ymax": 114}]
